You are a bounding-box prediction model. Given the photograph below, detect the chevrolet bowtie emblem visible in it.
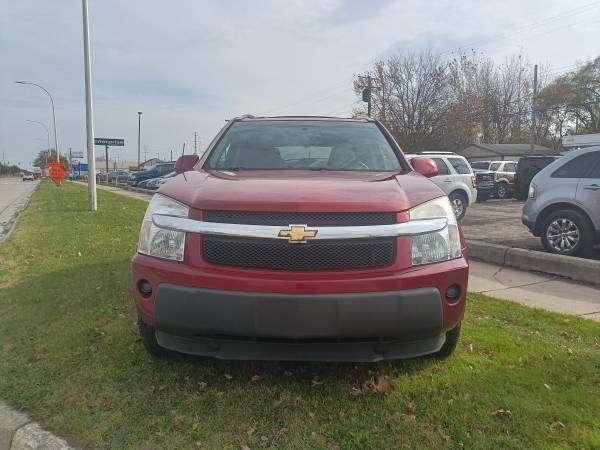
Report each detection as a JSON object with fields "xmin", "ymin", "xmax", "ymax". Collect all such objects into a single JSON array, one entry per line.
[{"xmin": 278, "ymin": 224, "xmax": 318, "ymax": 243}]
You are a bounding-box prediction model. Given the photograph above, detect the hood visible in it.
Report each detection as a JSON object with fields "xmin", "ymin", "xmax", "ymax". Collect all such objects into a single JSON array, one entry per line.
[{"xmin": 159, "ymin": 170, "xmax": 444, "ymax": 213}]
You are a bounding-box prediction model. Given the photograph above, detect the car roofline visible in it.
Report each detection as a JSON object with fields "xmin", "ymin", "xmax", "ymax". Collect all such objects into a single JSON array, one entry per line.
[{"xmin": 231, "ymin": 114, "xmax": 373, "ymax": 123}]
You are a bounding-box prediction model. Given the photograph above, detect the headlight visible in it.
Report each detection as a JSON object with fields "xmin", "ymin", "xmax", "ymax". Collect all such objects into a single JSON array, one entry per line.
[
  {"xmin": 528, "ymin": 184, "xmax": 536, "ymax": 199},
  {"xmin": 410, "ymin": 197, "xmax": 462, "ymax": 266},
  {"xmin": 137, "ymin": 194, "xmax": 188, "ymax": 261}
]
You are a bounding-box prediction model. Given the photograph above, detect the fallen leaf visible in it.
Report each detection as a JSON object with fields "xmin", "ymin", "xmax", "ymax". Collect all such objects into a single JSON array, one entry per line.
[
  {"xmin": 251, "ymin": 374, "xmax": 262, "ymax": 382},
  {"xmin": 468, "ymin": 343, "xmax": 474, "ymax": 352},
  {"xmin": 550, "ymin": 421, "xmax": 565, "ymax": 430},
  {"xmin": 403, "ymin": 403, "xmax": 415, "ymax": 415},
  {"xmin": 224, "ymin": 374, "xmax": 232, "ymax": 380},
  {"xmin": 350, "ymin": 386, "xmax": 362, "ymax": 396},
  {"xmin": 491, "ymin": 408, "xmax": 512, "ymax": 418},
  {"xmin": 197, "ymin": 381, "xmax": 208, "ymax": 391},
  {"xmin": 311, "ymin": 432, "xmax": 327, "ymax": 445},
  {"xmin": 544, "ymin": 383, "xmax": 551, "ymax": 390},
  {"xmin": 311, "ymin": 375, "xmax": 323, "ymax": 387},
  {"xmin": 274, "ymin": 428, "xmax": 288, "ymax": 439},
  {"xmin": 373, "ymin": 375, "xmax": 394, "ymax": 393},
  {"xmin": 247, "ymin": 427, "xmax": 255, "ymax": 436}
]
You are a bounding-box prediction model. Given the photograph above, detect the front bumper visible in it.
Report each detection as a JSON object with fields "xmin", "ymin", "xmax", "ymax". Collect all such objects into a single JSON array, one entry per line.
[
  {"xmin": 153, "ymin": 284, "xmax": 444, "ymax": 361},
  {"xmin": 132, "ymin": 252, "xmax": 468, "ymax": 361}
]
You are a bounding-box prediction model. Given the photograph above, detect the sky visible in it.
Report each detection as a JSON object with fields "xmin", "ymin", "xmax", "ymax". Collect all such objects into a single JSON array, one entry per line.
[{"xmin": 1, "ymin": 0, "xmax": 599, "ymax": 170}]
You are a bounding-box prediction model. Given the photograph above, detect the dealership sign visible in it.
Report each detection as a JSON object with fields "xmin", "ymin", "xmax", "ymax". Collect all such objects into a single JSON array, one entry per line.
[{"xmin": 94, "ymin": 138, "xmax": 124, "ymax": 146}]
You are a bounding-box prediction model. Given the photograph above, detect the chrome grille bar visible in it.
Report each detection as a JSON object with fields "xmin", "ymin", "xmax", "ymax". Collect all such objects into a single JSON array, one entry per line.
[{"xmin": 152, "ymin": 214, "xmax": 447, "ymax": 240}]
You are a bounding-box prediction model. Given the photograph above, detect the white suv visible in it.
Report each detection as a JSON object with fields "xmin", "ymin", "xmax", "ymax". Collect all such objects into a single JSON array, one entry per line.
[{"xmin": 406, "ymin": 152, "xmax": 477, "ymax": 219}]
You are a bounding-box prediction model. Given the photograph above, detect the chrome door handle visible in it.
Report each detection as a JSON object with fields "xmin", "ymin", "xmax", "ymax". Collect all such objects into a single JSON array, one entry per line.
[{"xmin": 584, "ymin": 184, "xmax": 600, "ymax": 191}]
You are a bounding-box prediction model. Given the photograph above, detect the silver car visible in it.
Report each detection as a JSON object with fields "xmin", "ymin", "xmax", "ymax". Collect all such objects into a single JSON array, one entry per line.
[{"xmin": 522, "ymin": 147, "xmax": 600, "ymax": 256}]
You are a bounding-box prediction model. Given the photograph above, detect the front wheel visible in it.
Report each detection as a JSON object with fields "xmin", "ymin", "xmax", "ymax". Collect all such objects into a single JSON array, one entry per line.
[
  {"xmin": 449, "ymin": 192, "xmax": 468, "ymax": 220},
  {"xmin": 495, "ymin": 182, "xmax": 509, "ymax": 199},
  {"xmin": 138, "ymin": 317, "xmax": 172, "ymax": 358},
  {"xmin": 434, "ymin": 322, "xmax": 461, "ymax": 359},
  {"xmin": 540, "ymin": 209, "xmax": 593, "ymax": 256}
]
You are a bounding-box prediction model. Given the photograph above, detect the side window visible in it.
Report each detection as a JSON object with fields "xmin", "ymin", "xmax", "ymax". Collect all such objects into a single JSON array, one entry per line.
[
  {"xmin": 447, "ymin": 158, "xmax": 472, "ymax": 174},
  {"xmin": 589, "ymin": 158, "xmax": 600, "ymax": 178},
  {"xmin": 504, "ymin": 163, "xmax": 516, "ymax": 172},
  {"xmin": 489, "ymin": 162, "xmax": 501, "ymax": 171},
  {"xmin": 552, "ymin": 152, "xmax": 600, "ymax": 178},
  {"xmin": 431, "ymin": 158, "xmax": 450, "ymax": 175}
]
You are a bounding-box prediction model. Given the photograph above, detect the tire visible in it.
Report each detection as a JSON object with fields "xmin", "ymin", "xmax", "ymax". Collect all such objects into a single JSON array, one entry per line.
[
  {"xmin": 495, "ymin": 182, "xmax": 509, "ymax": 199},
  {"xmin": 449, "ymin": 192, "xmax": 468, "ymax": 220},
  {"xmin": 540, "ymin": 209, "xmax": 593, "ymax": 257},
  {"xmin": 434, "ymin": 322, "xmax": 461, "ymax": 359},
  {"xmin": 138, "ymin": 317, "xmax": 172, "ymax": 358}
]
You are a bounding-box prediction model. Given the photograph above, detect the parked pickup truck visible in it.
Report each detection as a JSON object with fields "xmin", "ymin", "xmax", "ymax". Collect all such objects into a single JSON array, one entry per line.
[{"xmin": 132, "ymin": 116, "xmax": 469, "ymax": 362}]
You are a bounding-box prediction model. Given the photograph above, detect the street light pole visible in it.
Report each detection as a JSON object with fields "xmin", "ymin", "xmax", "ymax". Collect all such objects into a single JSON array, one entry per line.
[
  {"xmin": 25, "ymin": 120, "xmax": 51, "ymax": 155},
  {"xmin": 15, "ymin": 81, "xmax": 60, "ymax": 162},
  {"xmin": 82, "ymin": 0, "xmax": 97, "ymax": 211},
  {"xmin": 137, "ymin": 111, "xmax": 142, "ymax": 170}
]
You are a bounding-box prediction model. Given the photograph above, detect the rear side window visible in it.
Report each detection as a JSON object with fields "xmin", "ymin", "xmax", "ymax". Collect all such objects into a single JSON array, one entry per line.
[
  {"xmin": 489, "ymin": 162, "xmax": 501, "ymax": 171},
  {"xmin": 447, "ymin": 158, "xmax": 472, "ymax": 174},
  {"xmin": 504, "ymin": 162, "xmax": 516, "ymax": 172},
  {"xmin": 552, "ymin": 152, "xmax": 600, "ymax": 178},
  {"xmin": 589, "ymin": 158, "xmax": 600, "ymax": 178},
  {"xmin": 471, "ymin": 161, "xmax": 489, "ymax": 170},
  {"xmin": 431, "ymin": 158, "xmax": 450, "ymax": 175}
]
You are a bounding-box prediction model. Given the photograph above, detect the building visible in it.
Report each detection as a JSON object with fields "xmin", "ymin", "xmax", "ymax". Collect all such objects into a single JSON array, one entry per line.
[{"xmin": 460, "ymin": 143, "xmax": 560, "ymax": 162}]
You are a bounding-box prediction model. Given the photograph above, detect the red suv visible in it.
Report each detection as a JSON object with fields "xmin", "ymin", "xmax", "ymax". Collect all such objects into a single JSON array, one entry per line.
[{"xmin": 132, "ymin": 116, "xmax": 468, "ymax": 362}]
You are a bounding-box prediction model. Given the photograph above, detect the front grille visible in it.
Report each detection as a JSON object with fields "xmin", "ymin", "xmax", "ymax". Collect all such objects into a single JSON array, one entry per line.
[
  {"xmin": 203, "ymin": 236, "xmax": 395, "ymax": 271},
  {"xmin": 476, "ymin": 172, "xmax": 495, "ymax": 187},
  {"xmin": 203, "ymin": 210, "xmax": 396, "ymax": 226}
]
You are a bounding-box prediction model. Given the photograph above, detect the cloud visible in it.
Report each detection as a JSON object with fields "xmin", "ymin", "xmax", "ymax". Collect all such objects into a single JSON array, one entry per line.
[{"xmin": 1, "ymin": 0, "xmax": 598, "ymax": 168}]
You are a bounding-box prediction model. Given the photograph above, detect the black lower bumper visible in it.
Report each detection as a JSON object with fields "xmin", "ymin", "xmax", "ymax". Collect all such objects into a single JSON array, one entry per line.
[
  {"xmin": 156, "ymin": 331, "xmax": 445, "ymax": 362},
  {"xmin": 153, "ymin": 284, "xmax": 444, "ymax": 361}
]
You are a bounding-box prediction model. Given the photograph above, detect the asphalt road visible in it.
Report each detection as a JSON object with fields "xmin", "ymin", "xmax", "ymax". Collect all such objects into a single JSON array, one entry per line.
[
  {"xmin": 462, "ymin": 198, "xmax": 600, "ymax": 260},
  {"xmin": 0, "ymin": 177, "xmax": 39, "ymax": 243}
]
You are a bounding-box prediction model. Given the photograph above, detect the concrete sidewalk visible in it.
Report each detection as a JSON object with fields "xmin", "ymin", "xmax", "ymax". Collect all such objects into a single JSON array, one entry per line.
[{"xmin": 469, "ymin": 260, "xmax": 600, "ymax": 321}]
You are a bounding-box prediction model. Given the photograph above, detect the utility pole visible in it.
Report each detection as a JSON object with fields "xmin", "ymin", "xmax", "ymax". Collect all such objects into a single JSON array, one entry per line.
[
  {"xmin": 137, "ymin": 111, "xmax": 142, "ymax": 170},
  {"xmin": 105, "ymin": 145, "xmax": 109, "ymax": 176},
  {"xmin": 170, "ymin": 149, "xmax": 173, "ymax": 162},
  {"xmin": 194, "ymin": 132, "xmax": 197, "ymax": 154},
  {"xmin": 82, "ymin": 0, "xmax": 97, "ymax": 210},
  {"xmin": 182, "ymin": 142, "xmax": 186, "ymax": 157},
  {"xmin": 530, "ymin": 64, "xmax": 538, "ymax": 152}
]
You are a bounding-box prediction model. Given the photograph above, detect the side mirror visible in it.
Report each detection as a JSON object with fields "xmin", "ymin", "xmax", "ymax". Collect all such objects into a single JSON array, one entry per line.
[
  {"xmin": 174, "ymin": 154, "xmax": 200, "ymax": 174},
  {"xmin": 410, "ymin": 157, "xmax": 438, "ymax": 178}
]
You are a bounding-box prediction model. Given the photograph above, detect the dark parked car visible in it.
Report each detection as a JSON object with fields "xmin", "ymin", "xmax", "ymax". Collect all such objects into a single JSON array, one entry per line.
[
  {"xmin": 514, "ymin": 156, "xmax": 561, "ymax": 201},
  {"xmin": 472, "ymin": 170, "xmax": 495, "ymax": 201},
  {"xmin": 128, "ymin": 163, "xmax": 174, "ymax": 186}
]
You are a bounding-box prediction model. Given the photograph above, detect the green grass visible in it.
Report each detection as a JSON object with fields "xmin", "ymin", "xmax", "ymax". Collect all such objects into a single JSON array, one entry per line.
[{"xmin": 0, "ymin": 181, "xmax": 599, "ymax": 449}]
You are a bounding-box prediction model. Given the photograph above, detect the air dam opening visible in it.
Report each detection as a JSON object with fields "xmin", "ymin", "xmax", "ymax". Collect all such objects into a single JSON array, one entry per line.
[
  {"xmin": 445, "ymin": 284, "xmax": 461, "ymax": 303},
  {"xmin": 138, "ymin": 279, "xmax": 153, "ymax": 298}
]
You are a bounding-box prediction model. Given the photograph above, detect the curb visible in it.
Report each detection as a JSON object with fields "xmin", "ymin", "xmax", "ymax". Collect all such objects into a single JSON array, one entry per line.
[
  {"xmin": 0, "ymin": 181, "xmax": 39, "ymax": 245},
  {"xmin": 466, "ymin": 239, "xmax": 600, "ymax": 286},
  {"xmin": 0, "ymin": 403, "xmax": 72, "ymax": 450}
]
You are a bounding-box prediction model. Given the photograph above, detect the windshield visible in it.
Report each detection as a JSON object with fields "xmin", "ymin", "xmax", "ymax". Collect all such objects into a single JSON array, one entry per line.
[{"xmin": 205, "ymin": 120, "xmax": 403, "ymax": 171}]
